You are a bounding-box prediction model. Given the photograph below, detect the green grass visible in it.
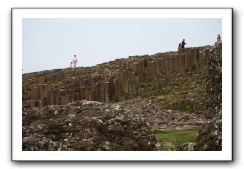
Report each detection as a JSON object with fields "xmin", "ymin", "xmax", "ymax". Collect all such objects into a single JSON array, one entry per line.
[
  {"xmin": 121, "ymin": 71, "xmax": 206, "ymax": 113},
  {"xmin": 154, "ymin": 129, "xmax": 199, "ymax": 150}
]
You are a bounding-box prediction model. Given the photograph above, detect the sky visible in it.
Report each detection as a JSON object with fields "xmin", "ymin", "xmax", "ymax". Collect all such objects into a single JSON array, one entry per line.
[{"xmin": 22, "ymin": 18, "xmax": 221, "ymax": 73}]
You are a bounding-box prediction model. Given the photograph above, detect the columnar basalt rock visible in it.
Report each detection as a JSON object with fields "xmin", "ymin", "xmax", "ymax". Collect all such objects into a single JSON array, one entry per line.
[{"xmin": 23, "ymin": 46, "xmax": 208, "ymax": 108}]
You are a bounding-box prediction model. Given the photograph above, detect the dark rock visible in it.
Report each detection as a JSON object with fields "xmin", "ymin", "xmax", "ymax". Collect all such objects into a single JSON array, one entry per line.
[
  {"xmin": 195, "ymin": 43, "xmax": 222, "ymax": 151},
  {"xmin": 22, "ymin": 100, "xmax": 158, "ymax": 151}
]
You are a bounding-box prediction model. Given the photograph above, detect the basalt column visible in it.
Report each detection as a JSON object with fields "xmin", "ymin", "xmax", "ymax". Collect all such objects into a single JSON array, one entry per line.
[{"xmin": 104, "ymin": 82, "xmax": 110, "ymax": 102}]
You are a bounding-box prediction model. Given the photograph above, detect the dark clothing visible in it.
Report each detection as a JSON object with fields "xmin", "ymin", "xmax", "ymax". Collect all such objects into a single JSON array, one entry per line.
[{"xmin": 181, "ymin": 41, "xmax": 186, "ymax": 48}]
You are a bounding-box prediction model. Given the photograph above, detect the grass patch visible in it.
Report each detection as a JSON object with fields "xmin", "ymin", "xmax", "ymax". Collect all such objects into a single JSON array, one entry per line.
[
  {"xmin": 121, "ymin": 71, "xmax": 206, "ymax": 113},
  {"xmin": 154, "ymin": 129, "xmax": 199, "ymax": 150}
]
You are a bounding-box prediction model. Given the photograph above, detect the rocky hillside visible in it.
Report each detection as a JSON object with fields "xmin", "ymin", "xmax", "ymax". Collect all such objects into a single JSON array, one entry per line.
[
  {"xmin": 22, "ymin": 46, "xmax": 206, "ymax": 108},
  {"xmin": 123, "ymin": 70, "xmax": 206, "ymax": 114},
  {"xmin": 22, "ymin": 44, "xmax": 222, "ymax": 151}
]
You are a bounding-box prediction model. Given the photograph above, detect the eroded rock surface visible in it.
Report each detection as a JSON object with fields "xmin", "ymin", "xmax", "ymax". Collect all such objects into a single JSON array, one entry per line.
[
  {"xmin": 194, "ymin": 43, "xmax": 222, "ymax": 151},
  {"xmin": 22, "ymin": 44, "xmax": 222, "ymax": 151},
  {"xmin": 23, "ymin": 100, "xmax": 158, "ymax": 151}
]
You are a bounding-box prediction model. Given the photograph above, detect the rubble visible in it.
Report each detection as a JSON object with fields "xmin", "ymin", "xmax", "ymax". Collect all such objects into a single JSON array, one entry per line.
[{"xmin": 23, "ymin": 100, "xmax": 159, "ymax": 151}]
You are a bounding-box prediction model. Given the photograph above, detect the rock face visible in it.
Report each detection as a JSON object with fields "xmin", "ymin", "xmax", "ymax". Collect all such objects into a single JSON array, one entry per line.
[
  {"xmin": 23, "ymin": 47, "xmax": 208, "ymax": 108},
  {"xmin": 23, "ymin": 100, "xmax": 158, "ymax": 151},
  {"xmin": 177, "ymin": 142, "xmax": 195, "ymax": 151},
  {"xmin": 194, "ymin": 43, "xmax": 222, "ymax": 151},
  {"xmin": 118, "ymin": 98, "xmax": 205, "ymax": 130},
  {"xmin": 22, "ymin": 98, "xmax": 205, "ymax": 151},
  {"xmin": 22, "ymin": 44, "xmax": 222, "ymax": 151}
]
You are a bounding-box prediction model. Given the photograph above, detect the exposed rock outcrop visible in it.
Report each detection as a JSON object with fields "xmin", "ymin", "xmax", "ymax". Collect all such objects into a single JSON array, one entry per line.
[
  {"xmin": 23, "ymin": 100, "xmax": 159, "ymax": 151},
  {"xmin": 194, "ymin": 43, "xmax": 222, "ymax": 151},
  {"xmin": 22, "ymin": 97, "xmax": 206, "ymax": 151},
  {"xmin": 22, "ymin": 44, "xmax": 222, "ymax": 151},
  {"xmin": 23, "ymin": 47, "xmax": 207, "ymax": 108}
]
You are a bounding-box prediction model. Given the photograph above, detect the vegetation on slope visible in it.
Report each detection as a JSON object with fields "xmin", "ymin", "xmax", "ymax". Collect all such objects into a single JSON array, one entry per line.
[{"xmin": 124, "ymin": 69, "xmax": 206, "ymax": 114}]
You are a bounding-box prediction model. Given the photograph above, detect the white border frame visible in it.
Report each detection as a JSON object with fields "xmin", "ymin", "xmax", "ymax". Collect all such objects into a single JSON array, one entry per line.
[{"xmin": 12, "ymin": 8, "xmax": 232, "ymax": 161}]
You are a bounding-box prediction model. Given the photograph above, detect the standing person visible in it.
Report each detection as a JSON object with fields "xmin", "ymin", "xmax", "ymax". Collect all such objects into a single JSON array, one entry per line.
[
  {"xmin": 180, "ymin": 39, "xmax": 186, "ymax": 49},
  {"xmin": 72, "ymin": 55, "xmax": 78, "ymax": 68},
  {"xmin": 216, "ymin": 34, "xmax": 222, "ymax": 44},
  {"xmin": 178, "ymin": 43, "xmax": 181, "ymax": 51},
  {"xmin": 178, "ymin": 39, "xmax": 186, "ymax": 53}
]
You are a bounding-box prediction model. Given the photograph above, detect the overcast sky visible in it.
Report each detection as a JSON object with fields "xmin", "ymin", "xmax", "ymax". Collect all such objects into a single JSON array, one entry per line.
[{"xmin": 22, "ymin": 18, "xmax": 221, "ymax": 73}]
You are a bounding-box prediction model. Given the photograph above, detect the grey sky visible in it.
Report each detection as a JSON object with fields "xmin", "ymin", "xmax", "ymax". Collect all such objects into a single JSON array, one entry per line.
[{"xmin": 23, "ymin": 18, "xmax": 221, "ymax": 73}]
